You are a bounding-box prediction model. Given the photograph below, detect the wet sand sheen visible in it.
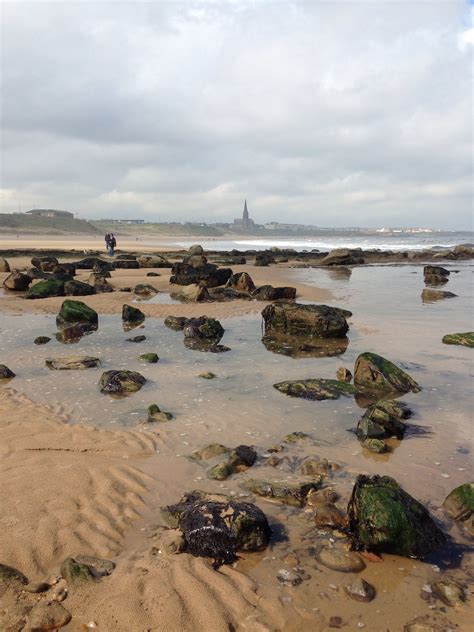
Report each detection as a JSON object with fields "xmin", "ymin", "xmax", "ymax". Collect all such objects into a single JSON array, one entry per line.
[{"xmin": 0, "ymin": 257, "xmax": 472, "ymax": 630}]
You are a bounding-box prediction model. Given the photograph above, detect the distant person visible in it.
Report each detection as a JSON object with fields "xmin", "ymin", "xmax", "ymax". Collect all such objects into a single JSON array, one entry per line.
[
  {"xmin": 109, "ymin": 233, "xmax": 117, "ymax": 256},
  {"xmin": 104, "ymin": 233, "xmax": 111, "ymax": 253}
]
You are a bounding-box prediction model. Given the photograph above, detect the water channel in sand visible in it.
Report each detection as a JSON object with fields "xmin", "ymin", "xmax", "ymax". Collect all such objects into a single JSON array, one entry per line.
[{"xmin": 0, "ymin": 262, "xmax": 472, "ymax": 629}]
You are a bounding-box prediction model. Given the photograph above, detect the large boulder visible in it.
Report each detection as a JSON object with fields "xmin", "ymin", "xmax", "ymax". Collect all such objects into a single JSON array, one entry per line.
[
  {"xmin": 89, "ymin": 273, "xmax": 113, "ymax": 293},
  {"xmin": 56, "ymin": 299, "xmax": 98, "ymax": 329},
  {"xmin": 252, "ymin": 285, "xmax": 296, "ymax": 301},
  {"xmin": 99, "ymin": 370, "xmax": 146, "ymax": 394},
  {"xmin": 3, "ymin": 271, "xmax": 32, "ymax": 291},
  {"xmin": 75, "ymin": 257, "xmax": 113, "ymax": 271},
  {"xmin": 171, "ymin": 284, "xmax": 210, "ymax": 303},
  {"xmin": 348, "ymin": 475, "xmax": 446, "ymax": 558},
  {"xmin": 320, "ymin": 248, "xmax": 364, "ymax": 266},
  {"xmin": 226, "ymin": 272, "xmax": 256, "ymax": 293},
  {"xmin": 45, "ymin": 356, "xmax": 101, "ymax": 370},
  {"xmin": 170, "ymin": 262, "xmax": 232, "ymax": 288},
  {"xmin": 122, "ymin": 304, "xmax": 145, "ymax": 325},
  {"xmin": 262, "ymin": 303, "xmax": 351, "ymax": 338},
  {"xmin": 52, "ymin": 262, "xmax": 77, "ymax": 277},
  {"xmin": 353, "ymin": 352, "xmax": 421, "ymax": 394},
  {"xmin": 356, "ymin": 400, "xmax": 412, "ymax": 441},
  {"xmin": 424, "ymin": 265, "xmax": 450, "ymax": 285},
  {"xmin": 161, "ymin": 491, "xmax": 271, "ymax": 565},
  {"xmin": 137, "ymin": 254, "xmax": 172, "ymax": 268},
  {"xmin": 26, "ymin": 278, "xmax": 65, "ymax": 299},
  {"xmin": 442, "ymin": 332, "xmax": 474, "ymax": 348},
  {"xmin": 0, "ymin": 257, "xmax": 10, "ymax": 272},
  {"xmin": 64, "ymin": 279, "xmax": 96, "ymax": 296},
  {"xmin": 183, "ymin": 316, "xmax": 224, "ymax": 342},
  {"xmin": 274, "ymin": 378, "xmax": 357, "ymax": 400},
  {"xmin": 114, "ymin": 259, "xmax": 140, "ymax": 269}
]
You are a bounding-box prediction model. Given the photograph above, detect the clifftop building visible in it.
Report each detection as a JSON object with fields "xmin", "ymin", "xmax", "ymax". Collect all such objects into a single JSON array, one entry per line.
[
  {"xmin": 26, "ymin": 209, "xmax": 74, "ymax": 219},
  {"xmin": 233, "ymin": 200, "xmax": 254, "ymax": 230}
]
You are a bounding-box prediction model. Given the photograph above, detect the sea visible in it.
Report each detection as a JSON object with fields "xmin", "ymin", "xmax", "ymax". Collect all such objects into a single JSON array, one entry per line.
[{"xmin": 171, "ymin": 231, "xmax": 473, "ymax": 252}]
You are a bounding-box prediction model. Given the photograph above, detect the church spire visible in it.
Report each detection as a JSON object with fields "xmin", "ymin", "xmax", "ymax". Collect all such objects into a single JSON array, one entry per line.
[{"xmin": 243, "ymin": 199, "xmax": 249, "ymax": 220}]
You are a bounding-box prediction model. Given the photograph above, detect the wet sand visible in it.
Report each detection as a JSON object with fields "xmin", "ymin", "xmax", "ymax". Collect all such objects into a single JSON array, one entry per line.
[{"xmin": 0, "ymin": 247, "xmax": 472, "ymax": 630}]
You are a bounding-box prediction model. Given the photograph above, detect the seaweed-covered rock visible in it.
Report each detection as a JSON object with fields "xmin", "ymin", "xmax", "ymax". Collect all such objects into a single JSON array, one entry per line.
[
  {"xmin": 229, "ymin": 445, "xmax": 257, "ymax": 469},
  {"xmin": 353, "ymin": 352, "xmax": 421, "ymax": 394},
  {"xmin": 0, "ymin": 364, "xmax": 15, "ymax": 379},
  {"xmin": 122, "ymin": 304, "xmax": 145, "ymax": 325},
  {"xmin": 443, "ymin": 483, "xmax": 474, "ymax": 522},
  {"xmin": 362, "ymin": 438, "xmax": 389, "ymax": 453},
  {"xmin": 64, "ymin": 279, "xmax": 96, "ymax": 296},
  {"xmin": 3, "ymin": 271, "xmax": 32, "ymax": 291},
  {"xmin": 262, "ymin": 302, "xmax": 351, "ymax": 338},
  {"xmin": 274, "ymin": 378, "xmax": 357, "ymax": 401},
  {"xmin": 26, "ymin": 278, "xmax": 65, "ymax": 299},
  {"xmin": 356, "ymin": 400, "xmax": 412, "ymax": 441},
  {"xmin": 243, "ymin": 479, "xmax": 322, "ymax": 506},
  {"xmin": 442, "ymin": 332, "xmax": 474, "ymax": 348},
  {"xmin": 56, "ymin": 299, "xmax": 98, "ymax": 329},
  {"xmin": 162, "ymin": 491, "xmax": 271, "ymax": 565},
  {"xmin": 348, "ymin": 475, "xmax": 446, "ymax": 558},
  {"xmin": 99, "ymin": 370, "xmax": 146, "ymax": 394},
  {"xmin": 226, "ymin": 272, "xmax": 256, "ymax": 293},
  {"xmin": 147, "ymin": 403, "xmax": 173, "ymax": 422},
  {"xmin": 45, "ymin": 356, "xmax": 100, "ymax": 370},
  {"xmin": 52, "ymin": 262, "xmax": 77, "ymax": 277},
  {"xmin": 0, "ymin": 257, "xmax": 11, "ymax": 272},
  {"xmin": 208, "ymin": 461, "xmax": 235, "ymax": 481},
  {"xmin": 60, "ymin": 557, "xmax": 97, "ymax": 586},
  {"xmin": 164, "ymin": 316, "xmax": 189, "ymax": 331},
  {"xmin": 432, "ymin": 578, "xmax": 467, "ymax": 607},
  {"xmin": 139, "ymin": 352, "xmax": 159, "ymax": 363},
  {"xmin": 421, "ymin": 289, "xmax": 457, "ymax": 303}
]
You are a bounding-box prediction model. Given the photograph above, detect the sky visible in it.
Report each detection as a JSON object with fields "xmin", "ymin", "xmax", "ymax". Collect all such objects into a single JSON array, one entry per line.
[{"xmin": 0, "ymin": 1, "xmax": 472, "ymax": 229}]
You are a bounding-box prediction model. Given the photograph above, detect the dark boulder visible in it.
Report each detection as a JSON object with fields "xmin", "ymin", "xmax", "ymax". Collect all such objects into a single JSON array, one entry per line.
[
  {"xmin": 252, "ymin": 285, "xmax": 296, "ymax": 301},
  {"xmin": 34, "ymin": 336, "xmax": 51, "ymax": 345},
  {"xmin": 3, "ymin": 271, "xmax": 32, "ymax": 291},
  {"xmin": 164, "ymin": 315, "xmax": 189, "ymax": 331},
  {"xmin": 162, "ymin": 491, "xmax": 271, "ymax": 566},
  {"xmin": 26, "ymin": 278, "xmax": 65, "ymax": 299},
  {"xmin": 354, "ymin": 352, "xmax": 421, "ymax": 394},
  {"xmin": 56, "ymin": 299, "xmax": 98, "ymax": 329},
  {"xmin": 183, "ymin": 316, "xmax": 224, "ymax": 342},
  {"xmin": 254, "ymin": 251, "xmax": 275, "ymax": 267},
  {"xmin": 225, "ymin": 272, "xmax": 255, "ymax": 293},
  {"xmin": 0, "ymin": 364, "xmax": 15, "ymax": 379},
  {"xmin": 52, "ymin": 263, "xmax": 76, "ymax": 277},
  {"xmin": 114, "ymin": 259, "xmax": 140, "ymax": 269},
  {"xmin": 348, "ymin": 475, "xmax": 446, "ymax": 558},
  {"xmin": 31, "ymin": 255, "xmax": 59, "ymax": 271},
  {"xmin": 443, "ymin": 483, "xmax": 474, "ymax": 522},
  {"xmin": 424, "ymin": 265, "xmax": 450, "ymax": 285},
  {"xmin": 262, "ymin": 303, "xmax": 351, "ymax": 338},
  {"xmin": 122, "ymin": 304, "xmax": 145, "ymax": 325},
  {"xmin": 134, "ymin": 283, "xmax": 158, "ymax": 296},
  {"xmin": 64, "ymin": 280, "xmax": 96, "ymax": 296},
  {"xmin": 356, "ymin": 400, "xmax": 412, "ymax": 441},
  {"xmin": 170, "ymin": 262, "xmax": 232, "ymax": 287},
  {"xmin": 75, "ymin": 257, "xmax": 113, "ymax": 271},
  {"xmin": 99, "ymin": 370, "xmax": 146, "ymax": 394}
]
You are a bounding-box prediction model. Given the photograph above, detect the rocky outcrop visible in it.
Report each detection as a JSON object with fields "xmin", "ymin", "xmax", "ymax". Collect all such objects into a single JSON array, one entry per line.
[
  {"xmin": 56, "ymin": 299, "xmax": 98, "ymax": 329},
  {"xmin": 170, "ymin": 262, "xmax": 232, "ymax": 287},
  {"xmin": 99, "ymin": 370, "xmax": 146, "ymax": 394},
  {"xmin": 171, "ymin": 284, "xmax": 210, "ymax": 303},
  {"xmin": 356, "ymin": 400, "xmax": 412, "ymax": 441},
  {"xmin": 0, "ymin": 364, "xmax": 15, "ymax": 379},
  {"xmin": 26, "ymin": 278, "xmax": 65, "ymax": 299},
  {"xmin": 353, "ymin": 352, "xmax": 421, "ymax": 394},
  {"xmin": 274, "ymin": 378, "xmax": 357, "ymax": 400},
  {"xmin": 262, "ymin": 303, "xmax": 351, "ymax": 338},
  {"xmin": 3, "ymin": 271, "xmax": 32, "ymax": 291},
  {"xmin": 252, "ymin": 285, "xmax": 296, "ymax": 301},
  {"xmin": 45, "ymin": 356, "xmax": 101, "ymax": 370},
  {"xmin": 0, "ymin": 257, "xmax": 10, "ymax": 272},
  {"xmin": 424, "ymin": 265, "xmax": 450, "ymax": 285},
  {"xmin": 161, "ymin": 490, "xmax": 271, "ymax": 565},
  {"xmin": 64, "ymin": 279, "xmax": 96, "ymax": 296},
  {"xmin": 442, "ymin": 332, "xmax": 474, "ymax": 348},
  {"xmin": 348, "ymin": 475, "xmax": 446, "ymax": 558},
  {"xmin": 319, "ymin": 248, "xmax": 365, "ymax": 266},
  {"xmin": 421, "ymin": 288, "xmax": 457, "ymax": 302}
]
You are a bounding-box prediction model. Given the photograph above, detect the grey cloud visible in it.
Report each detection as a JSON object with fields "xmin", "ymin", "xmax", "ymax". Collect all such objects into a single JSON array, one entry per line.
[{"xmin": 0, "ymin": 1, "xmax": 472, "ymax": 228}]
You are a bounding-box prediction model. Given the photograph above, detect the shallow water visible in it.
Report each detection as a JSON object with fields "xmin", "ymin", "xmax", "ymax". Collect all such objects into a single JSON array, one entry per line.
[{"xmin": 0, "ymin": 263, "xmax": 472, "ymax": 628}]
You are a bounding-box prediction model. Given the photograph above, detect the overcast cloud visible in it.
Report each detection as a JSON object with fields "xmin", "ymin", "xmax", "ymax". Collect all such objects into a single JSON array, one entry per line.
[{"xmin": 0, "ymin": 1, "xmax": 472, "ymax": 229}]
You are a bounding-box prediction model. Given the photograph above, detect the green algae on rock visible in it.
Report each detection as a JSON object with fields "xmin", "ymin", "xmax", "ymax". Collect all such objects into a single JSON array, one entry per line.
[
  {"xmin": 348, "ymin": 475, "xmax": 446, "ymax": 558},
  {"xmin": 26, "ymin": 278, "xmax": 65, "ymax": 299},
  {"xmin": 99, "ymin": 370, "xmax": 146, "ymax": 395},
  {"xmin": 362, "ymin": 438, "xmax": 389, "ymax": 453},
  {"xmin": 139, "ymin": 352, "xmax": 159, "ymax": 363},
  {"xmin": 356, "ymin": 399, "xmax": 412, "ymax": 441},
  {"xmin": 147, "ymin": 404, "xmax": 173, "ymax": 422},
  {"xmin": 443, "ymin": 483, "xmax": 474, "ymax": 522},
  {"xmin": 353, "ymin": 352, "xmax": 421, "ymax": 394},
  {"xmin": 274, "ymin": 378, "xmax": 357, "ymax": 401},
  {"xmin": 60, "ymin": 557, "xmax": 97, "ymax": 586},
  {"xmin": 56, "ymin": 299, "xmax": 98, "ymax": 329},
  {"xmin": 442, "ymin": 332, "xmax": 474, "ymax": 348},
  {"xmin": 243, "ymin": 479, "xmax": 322, "ymax": 506}
]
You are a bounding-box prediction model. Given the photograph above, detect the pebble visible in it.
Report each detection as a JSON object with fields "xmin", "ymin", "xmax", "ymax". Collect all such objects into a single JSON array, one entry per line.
[
  {"xmin": 53, "ymin": 587, "xmax": 68, "ymax": 602},
  {"xmin": 345, "ymin": 578, "xmax": 376, "ymax": 602},
  {"xmin": 316, "ymin": 547, "xmax": 366, "ymax": 573},
  {"xmin": 28, "ymin": 601, "xmax": 72, "ymax": 631},
  {"xmin": 277, "ymin": 569, "xmax": 302, "ymax": 586},
  {"xmin": 329, "ymin": 616, "xmax": 344, "ymax": 628}
]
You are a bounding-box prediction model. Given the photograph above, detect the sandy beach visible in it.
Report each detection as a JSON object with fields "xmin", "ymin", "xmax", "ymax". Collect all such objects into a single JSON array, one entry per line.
[{"xmin": 0, "ymin": 238, "xmax": 472, "ymax": 631}]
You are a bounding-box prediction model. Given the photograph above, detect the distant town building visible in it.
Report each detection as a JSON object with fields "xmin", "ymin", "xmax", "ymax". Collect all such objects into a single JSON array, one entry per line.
[
  {"xmin": 102, "ymin": 219, "xmax": 145, "ymax": 225},
  {"xmin": 233, "ymin": 200, "xmax": 255, "ymax": 229},
  {"xmin": 26, "ymin": 209, "xmax": 74, "ymax": 219}
]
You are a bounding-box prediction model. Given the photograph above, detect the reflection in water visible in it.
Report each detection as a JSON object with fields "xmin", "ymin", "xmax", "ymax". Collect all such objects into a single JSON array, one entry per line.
[
  {"xmin": 325, "ymin": 266, "xmax": 352, "ymax": 281},
  {"xmin": 55, "ymin": 323, "xmax": 98, "ymax": 344},
  {"xmin": 261, "ymin": 334, "xmax": 349, "ymax": 358}
]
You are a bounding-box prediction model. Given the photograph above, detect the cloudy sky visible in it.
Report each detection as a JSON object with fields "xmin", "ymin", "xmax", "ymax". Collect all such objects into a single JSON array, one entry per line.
[{"xmin": 0, "ymin": 1, "xmax": 472, "ymax": 229}]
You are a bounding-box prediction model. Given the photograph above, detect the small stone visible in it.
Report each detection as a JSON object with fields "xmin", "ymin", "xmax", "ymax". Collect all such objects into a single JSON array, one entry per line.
[
  {"xmin": 283, "ymin": 431, "xmax": 311, "ymax": 444},
  {"xmin": 329, "ymin": 616, "xmax": 344, "ymax": 628},
  {"xmin": 316, "ymin": 546, "xmax": 366, "ymax": 573},
  {"xmin": 34, "ymin": 336, "xmax": 51, "ymax": 345},
  {"xmin": 60, "ymin": 557, "xmax": 96, "ymax": 586},
  {"xmin": 25, "ymin": 581, "xmax": 50, "ymax": 593},
  {"xmin": 53, "ymin": 587, "xmax": 68, "ymax": 602},
  {"xmin": 345, "ymin": 577, "xmax": 376, "ymax": 602},
  {"xmin": 147, "ymin": 404, "xmax": 173, "ymax": 423},
  {"xmin": 127, "ymin": 335, "xmax": 146, "ymax": 343},
  {"xmin": 208, "ymin": 461, "xmax": 235, "ymax": 481},
  {"xmin": 277, "ymin": 569, "xmax": 302, "ymax": 586},
  {"xmin": 198, "ymin": 371, "xmax": 217, "ymax": 379},
  {"xmin": 432, "ymin": 578, "xmax": 467, "ymax": 607},
  {"xmin": 190, "ymin": 443, "xmax": 229, "ymax": 461},
  {"xmin": 28, "ymin": 601, "xmax": 72, "ymax": 631},
  {"xmin": 139, "ymin": 352, "xmax": 159, "ymax": 363},
  {"xmin": 73, "ymin": 554, "xmax": 115, "ymax": 577}
]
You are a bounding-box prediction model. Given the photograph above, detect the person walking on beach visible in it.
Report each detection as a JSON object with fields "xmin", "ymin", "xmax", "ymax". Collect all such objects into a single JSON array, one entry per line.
[
  {"xmin": 109, "ymin": 233, "xmax": 117, "ymax": 256},
  {"xmin": 104, "ymin": 233, "xmax": 111, "ymax": 253}
]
